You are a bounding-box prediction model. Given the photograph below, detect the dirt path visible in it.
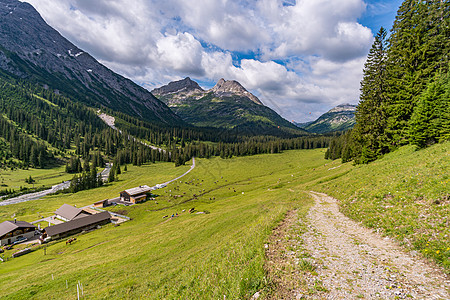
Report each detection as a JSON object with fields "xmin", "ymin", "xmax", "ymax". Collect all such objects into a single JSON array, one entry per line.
[{"xmin": 266, "ymin": 191, "xmax": 449, "ymax": 299}]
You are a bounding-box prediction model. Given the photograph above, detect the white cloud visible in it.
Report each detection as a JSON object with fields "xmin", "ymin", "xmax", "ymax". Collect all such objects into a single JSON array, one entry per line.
[
  {"xmin": 156, "ymin": 33, "xmax": 205, "ymax": 75},
  {"xmin": 175, "ymin": 0, "xmax": 270, "ymax": 51},
  {"xmin": 24, "ymin": 0, "xmax": 375, "ymax": 121},
  {"xmin": 260, "ymin": 0, "xmax": 372, "ymax": 61}
]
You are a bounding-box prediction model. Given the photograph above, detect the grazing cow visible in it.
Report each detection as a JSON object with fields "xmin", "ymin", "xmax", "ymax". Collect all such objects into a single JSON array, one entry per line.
[{"xmin": 66, "ymin": 238, "xmax": 77, "ymax": 245}]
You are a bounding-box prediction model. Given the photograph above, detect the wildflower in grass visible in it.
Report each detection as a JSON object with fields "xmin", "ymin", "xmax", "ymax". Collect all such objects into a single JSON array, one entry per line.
[{"xmin": 436, "ymin": 250, "xmax": 439, "ymax": 254}]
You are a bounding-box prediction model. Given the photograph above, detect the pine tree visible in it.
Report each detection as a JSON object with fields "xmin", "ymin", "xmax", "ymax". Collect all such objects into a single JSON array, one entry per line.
[
  {"xmin": 30, "ymin": 145, "xmax": 38, "ymax": 167},
  {"xmin": 440, "ymin": 74, "xmax": 450, "ymax": 141},
  {"xmin": 410, "ymin": 72, "xmax": 450, "ymax": 147},
  {"xmin": 108, "ymin": 168, "xmax": 115, "ymax": 183},
  {"xmin": 352, "ymin": 27, "xmax": 389, "ymax": 163},
  {"xmin": 83, "ymin": 159, "xmax": 90, "ymax": 172},
  {"xmin": 385, "ymin": 0, "xmax": 449, "ymax": 147}
]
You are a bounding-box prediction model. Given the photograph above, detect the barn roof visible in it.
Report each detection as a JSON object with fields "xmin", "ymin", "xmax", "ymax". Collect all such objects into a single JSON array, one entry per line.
[
  {"xmin": 55, "ymin": 204, "xmax": 89, "ymax": 221},
  {"xmin": 0, "ymin": 221, "xmax": 36, "ymax": 238},
  {"xmin": 123, "ymin": 185, "xmax": 152, "ymax": 196},
  {"xmin": 44, "ymin": 211, "xmax": 111, "ymax": 237}
]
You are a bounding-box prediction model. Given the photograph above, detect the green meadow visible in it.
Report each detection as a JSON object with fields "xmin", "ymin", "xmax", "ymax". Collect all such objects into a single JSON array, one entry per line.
[
  {"xmin": 0, "ymin": 144, "xmax": 448, "ymax": 299},
  {"xmin": 0, "ymin": 162, "xmax": 191, "ymax": 223},
  {"xmin": 0, "ymin": 165, "xmax": 72, "ymax": 191},
  {"xmin": 0, "ymin": 149, "xmax": 329, "ymax": 299},
  {"xmin": 315, "ymin": 141, "xmax": 450, "ymax": 270}
]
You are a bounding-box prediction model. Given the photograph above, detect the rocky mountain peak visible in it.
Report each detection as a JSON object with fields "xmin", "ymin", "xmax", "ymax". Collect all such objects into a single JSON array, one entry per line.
[
  {"xmin": 295, "ymin": 103, "xmax": 357, "ymax": 134},
  {"xmin": 0, "ymin": 0, "xmax": 182, "ymax": 125},
  {"xmin": 328, "ymin": 104, "xmax": 357, "ymax": 113},
  {"xmin": 152, "ymin": 77, "xmax": 204, "ymax": 96},
  {"xmin": 210, "ymin": 78, "xmax": 262, "ymax": 105}
]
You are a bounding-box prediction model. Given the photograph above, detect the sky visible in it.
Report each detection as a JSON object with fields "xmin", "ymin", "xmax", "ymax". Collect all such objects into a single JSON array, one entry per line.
[{"xmin": 25, "ymin": 0, "xmax": 403, "ymax": 122}]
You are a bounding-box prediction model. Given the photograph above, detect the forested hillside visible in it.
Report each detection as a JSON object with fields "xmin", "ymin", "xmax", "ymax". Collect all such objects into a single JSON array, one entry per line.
[
  {"xmin": 0, "ymin": 0, "xmax": 182, "ymax": 126},
  {"xmin": 0, "ymin": 75, "xmax": 173, "ymax": 170},
  {"xmin": 327, "ymin": 0, "xmax": 449, "ymax": 163},
  {"xmin": 0, "ymin": 73, "xmax": 331, "ymax": 175},
  {"xmin": 153, "ymin": 77, "xmax": 304, "ymax": 135}
]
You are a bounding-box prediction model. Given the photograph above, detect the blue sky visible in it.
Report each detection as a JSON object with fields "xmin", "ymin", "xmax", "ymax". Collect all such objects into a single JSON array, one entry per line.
[{"xmin": 26, "ymin": 0, "xmax": 403, "ymax": 122}]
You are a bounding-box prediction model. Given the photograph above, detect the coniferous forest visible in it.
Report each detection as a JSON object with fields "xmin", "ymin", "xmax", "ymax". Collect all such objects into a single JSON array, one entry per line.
[
  {"xmin": 0, "ymin": 0, "xmax": 447, "ymax": 194},
  {"xmin": 326, "ymin": 0, "xmax": 449, "ymax": 163},
  {"xmin": 0, "ymin": 72, "xmax": 330, "ymax": 186}
]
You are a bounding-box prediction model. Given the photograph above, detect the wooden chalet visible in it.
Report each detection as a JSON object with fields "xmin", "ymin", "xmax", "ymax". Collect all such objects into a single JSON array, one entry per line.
[
  {"xmin": 43, "ymin": 211, "xmax": 111, "ymax": 240},
  {"xmin": 0, "ymin": 220, "xmax": 37, "ymax": 246},
  {"xmin": 54, "ymin": 204, "xmax": 91, "ymax": 222},
  {"xmin": 120, "ymin": 185, "xmax": 152, "ymax": 204}
]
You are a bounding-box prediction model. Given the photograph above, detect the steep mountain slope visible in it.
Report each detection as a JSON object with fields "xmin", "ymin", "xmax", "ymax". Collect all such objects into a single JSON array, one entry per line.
[
  {"xmin": 0, "ymin": 0, "xmax": 182, "ymax": 125},
  {"xmin": 296, "ymin": 104, "xmax": 356, "ymax": 134},
  {"xmin": 153, "ymin": 77, "xmax": 304, "ymax": 134}
]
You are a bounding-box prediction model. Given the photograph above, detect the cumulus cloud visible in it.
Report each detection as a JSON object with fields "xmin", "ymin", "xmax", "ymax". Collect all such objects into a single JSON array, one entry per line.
[
  {"xmin": 260, "ymin": 0, "xmax": 373, "ymax": 61},
  {"xmin": 25, "ymin": 0, "xmax": 376, "ymax": 121},
  {"xmin": 156, "ymin": 33, "xmax": 205, "ymax": 76},
  {"xmin": 175, "ymin": 0, "xmax": 270, "ymax": 51}
]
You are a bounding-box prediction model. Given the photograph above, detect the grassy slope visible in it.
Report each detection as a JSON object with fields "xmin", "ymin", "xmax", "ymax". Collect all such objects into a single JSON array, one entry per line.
[
  {"xmin": 0, "ymin": 165, "xmax": 72, "ymax": 191},
  {"xmin": 0, "ymin": 143, "xmax": 448, "ymax": 299},
  {"xmin": 0, "ymin": 149, "xmax": 333, "ymax": 299},
  {"xmin": 314, "ymin": 141, "xmax": 450, "ymax": 270},
  {"xmin": 0, "ymin": 162, "xmax": 191, "ymax": 224}
]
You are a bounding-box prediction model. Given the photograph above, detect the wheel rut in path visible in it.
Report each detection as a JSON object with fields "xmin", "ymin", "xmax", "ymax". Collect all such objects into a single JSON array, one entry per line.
[{"xmin": 266, "ymin": 191, "xmax": 449, "ymax": 299}]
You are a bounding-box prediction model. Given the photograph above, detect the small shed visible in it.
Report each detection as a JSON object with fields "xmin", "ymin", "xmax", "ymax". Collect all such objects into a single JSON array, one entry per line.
[
  {"xmin": 43, "ymin": 211, "xmax": 111, "ymax": 240},
  {"xmin": 120, "ymin": 185, "xmax": 152, "ymax": 204},
  {"xmin": 0, "ymin": 220, "xmax": 37, "ymax": 246},
  {"xmin": 93, "ymin": 199, "xmax": 108, "ymax": 208}
]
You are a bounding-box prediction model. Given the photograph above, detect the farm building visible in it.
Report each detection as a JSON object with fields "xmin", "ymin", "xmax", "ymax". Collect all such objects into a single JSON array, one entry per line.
[
  {"xmin": 54, "ymin": 204, "xmax": 91, "ymax": 221},
  {"xmin": 0, "ymin": 220, "xmax": 37, "ymax": 246},
  {"xmin": 120, "ymin": 185, "xmax": 153, "ymax": 204},
  {"xmin": 43, "ymin": 211, "xmax": 111, "ymax": 240},
  {"xmin": 93, "ymin": 199, "xmax": 108, "ymax": 208}
]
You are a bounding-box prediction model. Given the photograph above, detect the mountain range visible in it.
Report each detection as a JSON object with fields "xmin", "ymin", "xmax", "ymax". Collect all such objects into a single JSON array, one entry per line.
[
  {"xmin": 0, "ymin": 0, "xmax": 181, "ymax": 125},
  {"xmin": 295, "ymin": 104, "xmax": 357, "ymax": 134},
  {"xmin": 152, "ymin": 77, "xmax": 304, "ymax": 134},
  {"xmin": 0, "ymin": 0, "xmax": 330, "ymax": 137}
]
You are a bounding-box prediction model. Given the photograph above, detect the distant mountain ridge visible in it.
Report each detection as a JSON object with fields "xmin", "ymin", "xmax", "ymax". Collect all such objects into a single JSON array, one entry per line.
[
  {"xmin": 0, "ymin": 0, "xmax": 182, "ymax": 125},
  {"xmin": 296, "ymin": 104, "xmax": 356, "ymax": 134},
  {"xmin": 152, "ymin": 77, "xmax": 203, "ymax": 96},
  {"xmin": 152, "ymin": 77, "xmax": 305, "ymax": 134},
  {"xmin": 210, "ymin": 78, "xmax": 263, "ymax": 105}
]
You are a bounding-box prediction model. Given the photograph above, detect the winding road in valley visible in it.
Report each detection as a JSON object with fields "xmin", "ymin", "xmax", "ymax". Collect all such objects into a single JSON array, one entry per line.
[
  {"xmin": 0, "ymin": 164, "xmax": 113, "ymax": 207},
  {"xmin": 0, "ymin": 113, "xmax": 169, "ymax": 207},
  {"xmin": 161, "ymin": 157, "xmax": 195, "ymax": 186},
  {"xmin": 0, "ymin": 156, "xmax": 195, "ymax": 207}
]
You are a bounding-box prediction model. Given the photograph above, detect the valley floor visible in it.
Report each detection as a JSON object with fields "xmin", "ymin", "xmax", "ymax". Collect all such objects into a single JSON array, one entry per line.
[
  {"xmin": 266, "ymin": 192, "xmax": 449, "ymax": 299},
  {"xmin": 0, "ymin": 144, "xmax": 448, "ymax": 299}
]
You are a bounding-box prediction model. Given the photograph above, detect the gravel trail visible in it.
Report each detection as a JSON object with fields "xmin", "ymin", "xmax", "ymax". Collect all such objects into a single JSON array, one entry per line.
[{"xmin": 266, "ymin": 191, "xmax": 449, "ymax": 299}]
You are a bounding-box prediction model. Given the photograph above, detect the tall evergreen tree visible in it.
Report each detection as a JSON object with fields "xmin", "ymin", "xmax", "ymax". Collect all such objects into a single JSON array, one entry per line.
[
  {"xmin": 352, "ymin": 27, "xmax": 389, "ymax": 163},
  {"xmin": 409, "ymin": 72, "xmax": 450, "ymax": 147},
  {"xmin": 108, "ymin": 167, "xmax": 116, "ymax": 182},
  {"xmin": 385, "ymin": 0, "xmax": 449, "ymax": 147}
]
